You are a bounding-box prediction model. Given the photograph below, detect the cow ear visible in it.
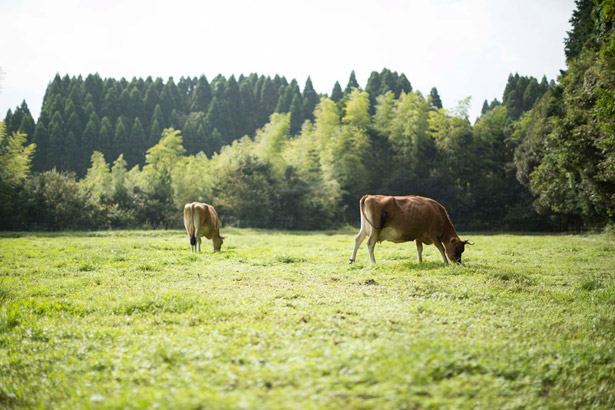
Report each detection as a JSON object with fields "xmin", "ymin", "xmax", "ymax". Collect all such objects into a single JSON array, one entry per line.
[
  {"xmin": 450, "ymin": 237, "xmax": 460, "ymax": 245},
  {"xmin": 462, "ymin": 239, "xmax": 474, "ymax": 245},
  {"xmin": 219, "ymin": 234, "xmax": 228, "ymax": 239}
]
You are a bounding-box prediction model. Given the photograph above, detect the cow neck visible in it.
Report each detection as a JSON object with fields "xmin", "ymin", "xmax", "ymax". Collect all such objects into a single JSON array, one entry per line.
[{"xmin": 442, "ymin": 218, "xmax": 459, "ymax": 242}]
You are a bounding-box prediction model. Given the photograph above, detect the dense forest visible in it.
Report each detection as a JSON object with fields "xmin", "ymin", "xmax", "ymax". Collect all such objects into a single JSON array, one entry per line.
[{"xmin": 1, "ymin": 0, "xmax": 614, "ymax": 232}]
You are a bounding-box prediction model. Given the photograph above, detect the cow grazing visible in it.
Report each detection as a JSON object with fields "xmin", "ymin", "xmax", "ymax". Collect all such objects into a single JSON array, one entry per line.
[
  {"xmin": 349, "ymin": 195, "xmax": 473, "ymax": 264},
  {"xmin": 183, "ymin": 202, "xmax": 226, "ymax": 252}
]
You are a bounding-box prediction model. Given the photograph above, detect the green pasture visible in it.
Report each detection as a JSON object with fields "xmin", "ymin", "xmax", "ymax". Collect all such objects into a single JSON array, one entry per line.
[{"xmin": 1, "ymin": 229, "xmax": 614, "ymax": 409}]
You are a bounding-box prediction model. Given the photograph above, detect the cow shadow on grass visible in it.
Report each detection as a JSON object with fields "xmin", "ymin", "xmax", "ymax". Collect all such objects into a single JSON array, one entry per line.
[
  {"xmin": 348, "ymin": 259, "xmax": 445, "ymax": 272},
  {"xmin": 397, "ymin": 260, "xmax": 446, "ymax": 271}
]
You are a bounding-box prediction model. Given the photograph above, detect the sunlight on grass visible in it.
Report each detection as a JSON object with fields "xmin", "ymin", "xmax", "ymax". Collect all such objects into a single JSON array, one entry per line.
[{"xmin": 1, "ymin": 230, "xmax": 614, "ymax": 408}]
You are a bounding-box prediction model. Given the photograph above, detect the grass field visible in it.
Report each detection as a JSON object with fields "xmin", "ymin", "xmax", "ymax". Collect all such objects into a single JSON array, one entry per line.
[{"xmin": 1, "ymin": 229, "xmax": 614, "ymax": 409}]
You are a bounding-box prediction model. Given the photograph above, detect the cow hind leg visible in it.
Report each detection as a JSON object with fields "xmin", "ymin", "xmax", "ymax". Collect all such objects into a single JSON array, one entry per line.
[
  {"xmin": 350, "ymin": 228, "xmax": 367, "ymax": 264},
  {"xmin": 416, "ymin": 241, "xmax": 423, "ymax": 263},
  {"xmin": 367, "ymin": 232, "xmax": 378, "ymax": 263},
  {"xmin": 197, "ymin": 237, "xmax": 202, "ymax": 252},
  {"xmin": 434, "ymin": 240, "xmax": 448, "ymax": 264}
]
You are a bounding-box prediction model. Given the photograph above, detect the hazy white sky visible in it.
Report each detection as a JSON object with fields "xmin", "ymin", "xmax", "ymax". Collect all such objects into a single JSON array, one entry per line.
[{"xmin": 1, "ymin": 0, "xmax": 575, "ymax": 121}]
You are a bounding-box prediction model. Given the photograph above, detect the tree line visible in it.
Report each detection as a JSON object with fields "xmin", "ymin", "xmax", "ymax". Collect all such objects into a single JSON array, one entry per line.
[
  {"xmin": 3, "ymin": 69, "xmax": 411, "ymax": 177},
  {"xmin": 1, "ymin": 0, "xmax": 614, "ymax": 232}
]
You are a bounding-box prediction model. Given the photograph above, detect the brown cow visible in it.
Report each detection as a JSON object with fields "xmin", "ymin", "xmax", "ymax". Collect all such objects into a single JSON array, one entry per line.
[
  {"xmin": 183, "ymin": 202, "xmax": 226, "ymax": 252},
  {"xmin": 349, "ymin": 195, "xmax": 473, "ymax": 264}
]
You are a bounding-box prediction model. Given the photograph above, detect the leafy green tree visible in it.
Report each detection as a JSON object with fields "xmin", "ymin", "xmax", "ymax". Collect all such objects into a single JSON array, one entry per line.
[
  {"xmin": 80, "ymin": 151, "xmax": 112, "ymax": 205},
  {"xmin": 254, "ymin": 112, "xmax": 291, "ymax": 168},
  {"xmin": 212, "ymin": 149, "xmax": 275, "ymax": 228},
  {"xmin": 138, "ymin": 128, "xmax": 186, "ymax": 227},
  {"xmin": 0, "ymin": 125, "xmax": 36, "ymax": 192}
]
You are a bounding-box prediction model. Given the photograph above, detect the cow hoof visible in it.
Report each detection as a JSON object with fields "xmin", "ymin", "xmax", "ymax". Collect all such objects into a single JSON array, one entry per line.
[{"xmin": 348, "ymin": 259, "xmax": 354, "ymax": 264}]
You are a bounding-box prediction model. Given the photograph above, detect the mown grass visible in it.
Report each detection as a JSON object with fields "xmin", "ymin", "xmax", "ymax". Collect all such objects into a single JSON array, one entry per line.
[{"xmin": 1, "ymin": 229, "xmax": 614, "ymax": 409}]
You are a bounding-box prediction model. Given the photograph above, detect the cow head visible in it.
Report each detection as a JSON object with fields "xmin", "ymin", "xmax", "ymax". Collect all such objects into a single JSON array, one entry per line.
[
  {"xmin": 213, "ymin": 234, "xmax": 227, "ymax": 252},
  {"xmin": 446, "ymin": 237, "xmax": 473, "ymax": 263}
]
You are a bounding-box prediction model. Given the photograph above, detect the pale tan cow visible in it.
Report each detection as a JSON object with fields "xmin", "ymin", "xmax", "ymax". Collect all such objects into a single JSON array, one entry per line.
[
  {"xmin": 349, "ymin": 195, "xmax": 473, "ymax": 264},
  {"xmin": 183, "ymin": 202, "xmax": 226, "ymax": 252}
]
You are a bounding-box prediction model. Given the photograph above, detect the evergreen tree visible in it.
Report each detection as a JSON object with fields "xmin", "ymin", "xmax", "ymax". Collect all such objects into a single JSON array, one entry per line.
[
  {"xmin": 128, "ymin": 87, "xmax": 144, "ymax": 120},
  {"xmin": 182, "ymin": 115, "xmax": 198, "ymax": 155},
  {"xmin": 48, "ymin": 112, "xmax": 65, "ymax": 169},
  {"xmin": 160, "ymin": 77, "xmax": 182, "ymax": 118},
  {"xmin": 99, "ymin": 116, "xmax": 114, "ymax": 160},
  {"xmin": 149, "ymin": 119, "xmax": 163, "ymax": 148},
  {"xmin": 190, "ymin": 75, "xmax": 212, "ymax": 112},
  {"xmin": 19, "ymin": 114, "xmax": 36, "ymax": 144},
  {"xmin": 564, "ymin": 0, "xmax": 596, "ymax": 61},
  {"xmin": 205, "ymin": 96, "xmax": 231, "ymax": 145},
  {"xmin": 378, "ymin": 68, "xmax": 396, "ymax": 96},
  {"xmin": 240, "ymin": 81, "xmax": 258, "ymax": 135},
  {"xmin": 128, "ymin": 117, "xmax": 146, "ymax": 165},
  {"xmin": 429, "ymin": 87, "xmax": 443, "ymax": 109},
  {"xmin": 84, "ymin": 73, "xmax": 104, "ymax": 111},
  {"xmin": 143, "ymin": 83, "xmax": 160, "ymax": 124},
  {"xmin": 31, "ymin": 122, "xmax": 49, "ymax": 171},
  {"xmin": 331, "ymin": 81, "xmax": 343, "ymax": 102},
  {"xmin": 259, "ymin": 77, "xmax": 277, "ymax": 124},
  {"xmin": 80, "ymin": 112, "xmax": 100, "ymax": 170},
  {"xmin": 302, "ymin": 76, "xmax": 319, "ymax": 122},
  {"xmin": 3, "ymin": 109, "xmax": 13, "ymax": 134},
  {"xmin": 522, "ymin": 78, "xmax": 541, "ymax": 111},
  {"xmin": 481, "ymin": 100, "xmax": 490, "ymax": 115},
  {"xmin": 289, "ymin": 94, "xmax": 304, "ymax": 135},
  {"xmin": 113, "ymin": 116, "xmax": 130, "ymax": 163},
  {"xmin": 344, "ymin": 70, "xmax": 360, "ymax": 95},
  {"xmin": 169, "ymin": 109, "xmax": 181, "ymax": 130},
  {"xmin": 150, "ymin": 104, "xmax": 166, "ymax": 145},
  {"xmin": 102, "ymin": 83, "xmax": 121, "ymax": 122},
  {"xmin": 224, "ymin": 75, "xmax": 242, "ymax": 138},
  {"xmin": 397, "ymin": 74, "xmax": 412, "ymax": 94}
]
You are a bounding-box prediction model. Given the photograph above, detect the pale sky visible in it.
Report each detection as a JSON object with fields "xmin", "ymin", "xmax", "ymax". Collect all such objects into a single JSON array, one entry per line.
[{"xmin": 1, "ymin": 0, "xmax": 575, "ymax": 122}]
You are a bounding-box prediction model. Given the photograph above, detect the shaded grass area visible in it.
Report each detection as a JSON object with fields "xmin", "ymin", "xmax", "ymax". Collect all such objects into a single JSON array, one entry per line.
[{"xmin": 1, "ymin": 229, "xmax": 614, "ymax": 408}]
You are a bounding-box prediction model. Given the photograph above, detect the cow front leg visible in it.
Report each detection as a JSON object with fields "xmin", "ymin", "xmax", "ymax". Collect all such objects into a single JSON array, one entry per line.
[
  {"xmin": 416, "ymin": 241, "xmax": 423, "ymax": 263},
  {"xmin": 433, "ymin": 240, "xmax": 448, "ymax": 264},
  {"xmin": 349, "ymin": 228, "xmax": 367, "ymax": 264},
  {"xmin": 367, "ymin": 233, "xmax": 378, "ymax": 263},
  {"xmin": 197, "ymin": 237, "xmax": 202, "ymax": 252}
]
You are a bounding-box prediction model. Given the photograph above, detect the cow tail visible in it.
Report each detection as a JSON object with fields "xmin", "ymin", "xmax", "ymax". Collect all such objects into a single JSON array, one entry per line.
[
  {"xmin": 190, "ymin": 204, "xmax": 199, "ymax": 245},
  {"xmin": 360, "ymin": 196, "xmax": 387, "ymax": 229}
]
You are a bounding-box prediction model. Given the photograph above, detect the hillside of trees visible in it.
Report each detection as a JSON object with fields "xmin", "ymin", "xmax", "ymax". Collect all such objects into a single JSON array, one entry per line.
[
  {"xmin": 3, "ymin": 69, "xmax": 411, "ymax": 177},
  {"xmin": 1, "ymin": 0, "xmax": 613, "ymax": 232}
]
